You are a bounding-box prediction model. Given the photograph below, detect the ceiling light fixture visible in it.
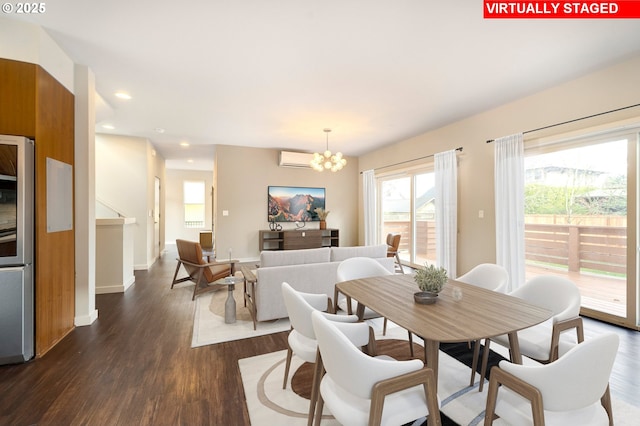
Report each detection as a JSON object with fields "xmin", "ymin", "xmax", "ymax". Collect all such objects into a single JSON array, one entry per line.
[
  {"xmin": 310, "ymin": 128, "xmax": 347, "ymax": 172},
  {"xmin": 115, "ymin": 92, "xmax": 132, "ymax": 100},
  {"xmin": 180, "ymin": 141, "xmax": 190, "ymax": 147},
  {"xmin": 101, "ymin": 124, "xmax": 115, "ymax": 130}
]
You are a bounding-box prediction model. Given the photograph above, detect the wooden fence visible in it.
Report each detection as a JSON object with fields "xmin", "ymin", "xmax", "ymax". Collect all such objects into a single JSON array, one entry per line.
[
  {"xmin": 383, "ymin": 220, "xmax": 627, "ymax": 276},
  {"xmin": 525, "ymin": 214, "xmax": 626, "ymax": 227},
  {"xmin": 525, "ymin": 223, "xmax": 626, "ymax": 275}
]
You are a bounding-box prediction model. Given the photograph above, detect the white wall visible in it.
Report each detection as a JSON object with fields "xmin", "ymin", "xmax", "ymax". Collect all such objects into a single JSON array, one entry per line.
[
  {"xmin": 214, "ymin": 145, "xmax": 359, "ymax": 261},
  {"xmin": 165, "ymin": 169, "xmax": 214, "ymax": 244},
  {"xmin": 95, "ymin": 134, "xmax": 165, "ymax": 269},
  {"xmin": 74, "ymin": 64, "xmax": 98, "ymax": 326}
]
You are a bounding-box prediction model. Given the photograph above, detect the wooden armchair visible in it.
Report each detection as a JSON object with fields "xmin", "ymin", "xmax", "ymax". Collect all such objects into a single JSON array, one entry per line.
[
  {"xmin": 386, "ymin": 233, "xmax": 404, "ymax": 273},
  {"xmin": 171, "ymin": 239, "xmax": 237, "ymax": 300}
]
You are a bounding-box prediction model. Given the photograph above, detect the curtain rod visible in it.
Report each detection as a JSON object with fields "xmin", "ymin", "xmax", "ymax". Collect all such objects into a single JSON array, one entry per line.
[
  {"xmin": 485, "ymin": 103, "xmax": 640, "ymax": 143},
  {"xmin": 360, "ymin": 146, "xmax": 463, "ymax": 174}
]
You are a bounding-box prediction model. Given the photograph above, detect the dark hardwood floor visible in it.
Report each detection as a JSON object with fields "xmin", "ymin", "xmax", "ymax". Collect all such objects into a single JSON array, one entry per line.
[
  {"xmin": 1, "ymin": 250, "xmax": 638, "ymax": 425},
  {"xmin": 0, "ymin": 252, "xmax": 288, "ymax": 426}
]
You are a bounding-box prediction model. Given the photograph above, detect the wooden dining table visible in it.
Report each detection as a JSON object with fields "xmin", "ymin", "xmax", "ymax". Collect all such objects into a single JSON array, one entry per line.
[{"xmin": 335, "ymin": 274, "xmax": 552, "ymax": 392}]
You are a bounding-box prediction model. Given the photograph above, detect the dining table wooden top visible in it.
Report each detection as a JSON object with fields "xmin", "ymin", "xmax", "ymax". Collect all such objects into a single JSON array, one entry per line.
[
  {"xmin": 335, "ymin": 273, "xmax": 552, "ymax": 343},
  {"xmin": 336, "ymin": 273, "xmax": 552, "ymax": 396}
]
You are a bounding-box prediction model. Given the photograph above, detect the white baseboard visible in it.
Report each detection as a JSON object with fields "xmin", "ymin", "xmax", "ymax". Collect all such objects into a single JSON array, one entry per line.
[
  {"xmin": 96, "ymin": 276, "xmax": 135, "ymax": 294},
  {"xmin": 75, "ymin": 309, "xmax": 99, "ymax": 326}
]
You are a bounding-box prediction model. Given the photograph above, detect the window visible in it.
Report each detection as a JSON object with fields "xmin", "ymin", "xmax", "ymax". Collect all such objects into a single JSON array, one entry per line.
[
  {"xmin": 379, "ymin": 169, "xmax": 436, "ymax": 267},
  {"xmin": 184, "ymin": 180, "xmax": 205, "ymax": 228}
]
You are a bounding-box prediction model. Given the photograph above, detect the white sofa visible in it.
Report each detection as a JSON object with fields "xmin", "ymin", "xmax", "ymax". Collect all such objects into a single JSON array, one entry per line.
[{"xmin": 241, "ymin": 244, "xmax": 394, "ymax": 328}]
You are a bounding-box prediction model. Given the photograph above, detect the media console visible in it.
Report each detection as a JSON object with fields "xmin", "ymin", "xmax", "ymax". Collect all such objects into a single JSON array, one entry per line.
[{"xmin": 259, "ymin": 229, "xmax": 339, "ymax": 251}]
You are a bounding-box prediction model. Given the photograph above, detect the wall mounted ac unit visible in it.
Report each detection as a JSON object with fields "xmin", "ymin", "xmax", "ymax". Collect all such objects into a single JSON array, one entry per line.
[{"xmin": 279, "ymin": 151, "xmax": 313, "ymax": 168}]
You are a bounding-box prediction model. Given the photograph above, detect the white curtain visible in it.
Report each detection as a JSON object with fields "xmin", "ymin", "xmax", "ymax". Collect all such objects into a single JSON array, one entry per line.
[
  {"xmin": 494, "ymin": 133, "xmax": 525, "ymax": 291},
  {"xmin": 435, "ymin": 150, "xmax": 457, "ymax": 278},
  {"xmin": 362, "ymin": 169, "xmax": 376, "ymax": 246}
]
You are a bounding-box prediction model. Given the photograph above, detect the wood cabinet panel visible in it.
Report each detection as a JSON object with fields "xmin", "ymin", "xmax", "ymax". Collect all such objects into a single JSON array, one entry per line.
[
  {"xmin": 34, "ymin": 66, "xmax": 75, "ymax": 357},
  {"xmin": 0, "ymin": 59, "xmax": 36, "ymax": 138},
  {"xmin": 282, "ymin": 230, "xmax": 322, "ymax": 250}
]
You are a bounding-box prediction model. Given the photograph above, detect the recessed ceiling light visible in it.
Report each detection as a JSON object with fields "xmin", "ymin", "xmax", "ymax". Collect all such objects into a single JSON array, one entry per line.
[
  {"xmin": 180, "ymin": 141, "xmax": 190, "ymax": 147},
  {"xmin": 102, "ymin": 124, "xmax": 115, "ymax": 130},
  {"xmin": 115, "ymin": 92, "xmax": 132, "ymax": 100},
  {"xmin": 155, "ymin": 127, "xmax": 165, "ymax": 133},
  {"xmin": 187, "ymin": 159, "xmax": 194, "ymax": 163}
]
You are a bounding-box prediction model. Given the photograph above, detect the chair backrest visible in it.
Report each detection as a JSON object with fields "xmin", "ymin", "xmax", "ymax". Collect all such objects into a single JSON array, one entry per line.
[
  {"xmin": 456, "ymin": 263, "xmax": 509, "ymax": 293},
  {"xmin": 337, "ymin": 257, "xmax": 392, "ymax": 282},
  {"xmin": 510, "ymin": 275, "xmax": 581, "ymax": 322},
  {"xmin": 281, "ymin": 282, "xmax": 327, "ymax": 340},
  {"xmin": 386, "ymin": 233, "xmax": 401, "ymax": 255},
  {"xmin": 176, "ymin": 239, "xmax": 214, "ymax": 283},
  {"xmin": 311, "ymin": 311, "xmax": 423, "ymax": 400},
  {"xmin": 500, "ymin": 333, "xmax": 619, "ymax": 412}
]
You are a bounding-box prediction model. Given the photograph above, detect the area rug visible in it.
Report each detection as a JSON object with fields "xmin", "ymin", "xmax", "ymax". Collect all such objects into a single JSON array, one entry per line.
[
  {"xmin": 191, "ymin": 280, "xmax": 290, "ymax": 347},
  {"xmin": 239, "ymin": 325, "xmax": 640, "ymax": 425}
]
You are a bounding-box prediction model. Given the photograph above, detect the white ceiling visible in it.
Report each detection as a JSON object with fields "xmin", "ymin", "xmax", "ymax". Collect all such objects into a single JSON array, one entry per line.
[{"xmin": 9, "ymin": 1, "xmax": 640, "ymax": 170}]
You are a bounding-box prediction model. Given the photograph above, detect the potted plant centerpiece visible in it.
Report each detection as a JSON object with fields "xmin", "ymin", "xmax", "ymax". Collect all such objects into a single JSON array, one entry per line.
[
  {"xmin": 414, "ymin": 263, "xmax": 448, "ymax": 304},
  {"xmin": 314, "ymin": 207, "xmax": 330, "ymax": 230}
]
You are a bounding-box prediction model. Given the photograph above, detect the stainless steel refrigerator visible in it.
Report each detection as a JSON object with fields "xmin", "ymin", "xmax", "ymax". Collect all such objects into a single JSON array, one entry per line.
[{"xmin": 0, "ymin": 135, "xmax": 34, "ymax": 365}]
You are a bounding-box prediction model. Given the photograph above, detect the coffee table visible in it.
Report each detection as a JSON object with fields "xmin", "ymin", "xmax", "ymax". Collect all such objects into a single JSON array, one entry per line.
[{"xmin": 214, "ymin": 276, "xmax": 244, "ymax": 324}]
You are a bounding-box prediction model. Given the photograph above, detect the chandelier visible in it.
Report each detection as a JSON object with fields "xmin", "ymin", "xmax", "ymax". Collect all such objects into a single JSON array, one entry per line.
[{"xmin": 310, "ymin": 128, "xmax": 347, "ymax": 172}]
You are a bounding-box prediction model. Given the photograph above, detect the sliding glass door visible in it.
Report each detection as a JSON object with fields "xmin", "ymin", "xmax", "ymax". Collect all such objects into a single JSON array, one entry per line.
[
  {"xmin": 379, "ymin": 170, "xmax": 436, "ymax": 268},
  {"xmin": 524, "ymin": 129, "xmax": 638, "ymax": 327}
]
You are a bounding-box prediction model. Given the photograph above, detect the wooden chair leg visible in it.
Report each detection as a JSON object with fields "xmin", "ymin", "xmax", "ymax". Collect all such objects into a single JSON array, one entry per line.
[
  {"xmin": 313, "ymin": 391, "xmax": 325, "ymax": 426},
  {"xmin": 308, "ymin": 351, "xmax": 324, "ymax": 426},
  {"xmin": 484, "ymin": 366, "xmax": 500, "ymax": 426},
  {"xmin": 171, "ymin": 261, "xmax": 182, "ymax": 288},
  {"xmin": 283, "ymin": 345, "xmax": 293, "ymax": 389},
  {"xmin": 601, "ymin": 384, "xmax": 613, "ymax": 426},
  {"xmin": 408, "ymin": 332, "xmax": 415, "ymax": 358},
  {"xmin": 192, "ymin": 269, "xmax": 206, "ymax": 300},
  {"xmin": 479, "ymin": 338, "xmax": 492, "ymax": 392},
  {"xmin": 395, "ymin": 253, "xmax": 405, "ymax": 273}
]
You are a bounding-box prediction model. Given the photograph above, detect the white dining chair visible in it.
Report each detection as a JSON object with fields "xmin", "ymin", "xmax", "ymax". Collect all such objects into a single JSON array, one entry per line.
[
  {"xmin": 478, "ymin": 275, "xmax": 584, "ymax": 391},
  {"xmin": 335, "ymin": 257, "xmax": 393, "ymax": 334},
  {"xmin": 484, "ymin": 333, "xmax": 619, "ymax": 426},
  {"xmin": 335, "ymin": 257, "xmax": 417, "ymax": 356},
  {"xmin": 456, "ymin": 263, "xmax": 509, "ymax": 293},
  {"xmin": 311, "ymin": 310, "xmax": 441, "ymax": 426},
  {"xmin": 281, "ymin": 282, "xmax": 359, "ymax": 425},
  {"xmin": 456, "ymin": 263, "xmax": 509, "ymax": 390}
]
